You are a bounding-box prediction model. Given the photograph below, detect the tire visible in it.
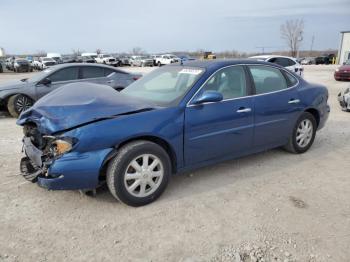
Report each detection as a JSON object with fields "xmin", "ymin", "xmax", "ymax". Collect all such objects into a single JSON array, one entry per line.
[
  {"xmin": 7, "ymin": 94, "xmax": 34, "ymax": 118},
  {"xmin": 284, "ymin": 112, "xmax": 317, "ymax": 154},
  {"xmin": 106, "ymin": 140, "xmax": 171, "ymax": 207}
]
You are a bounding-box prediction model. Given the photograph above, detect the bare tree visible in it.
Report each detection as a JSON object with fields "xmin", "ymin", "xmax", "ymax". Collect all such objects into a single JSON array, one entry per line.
[
  {"xmin": 95, "ymin": 48, "xmax": 102, "ymax": 55},
  {"xmin": 131, "ymin": 47, "xmax": 145, "ymax": 55},
  {"xmin": 72, "ymin": 49, "xmax": 82, "ymax": 56},
  {"xmin": 36, "ymin": 50, "xmax": 46, "ymax": 57},
  {"xmin": 280, "ymin": 19, "xmax": 304, "ymax": 57}
]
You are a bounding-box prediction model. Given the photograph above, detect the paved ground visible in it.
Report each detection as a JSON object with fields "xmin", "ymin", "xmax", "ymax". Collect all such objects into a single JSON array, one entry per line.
[{"xmin": 0, "ymin": 65, "xmax": 349, "ymax": 262}]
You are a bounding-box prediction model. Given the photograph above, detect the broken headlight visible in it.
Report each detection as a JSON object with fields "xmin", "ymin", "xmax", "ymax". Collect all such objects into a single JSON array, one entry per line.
[{"xmin": 47, "ymin": 137, "xmax": 77, "ymax": 157}]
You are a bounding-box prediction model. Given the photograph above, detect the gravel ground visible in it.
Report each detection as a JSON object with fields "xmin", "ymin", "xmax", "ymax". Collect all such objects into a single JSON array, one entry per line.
[{"xmin": 0, "ymin": 65, "xmax": 349, "ymax": 262}]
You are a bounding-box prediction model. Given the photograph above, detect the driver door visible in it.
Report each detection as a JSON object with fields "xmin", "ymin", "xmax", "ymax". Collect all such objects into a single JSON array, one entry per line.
[
  {"xmin": 35, "ymin": 66, "xmax": 80, "ymax": 99},
  {"xmin": 184, "ymin": 65, "xmax": 254, "ymax": 165}
]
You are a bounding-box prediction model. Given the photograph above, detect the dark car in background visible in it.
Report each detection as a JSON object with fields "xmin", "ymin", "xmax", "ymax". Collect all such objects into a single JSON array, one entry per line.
[
  {"xmin": 13, "ymin": 59, "xmax": 32, "ymax": 72},
  {"xmin": 76, "ymin": 56, "xmax": 96, "ymax": 63},
  {"xmin": 62, "ymin": 56, "xmax": 76, "ymax": 63},
  {"xmin": 16, "ymin": 60, "xmax": 329, "ymax": 206},
  {"xmin": 0, "ymin": 63, "xmax": 141, "ymax": 117}
]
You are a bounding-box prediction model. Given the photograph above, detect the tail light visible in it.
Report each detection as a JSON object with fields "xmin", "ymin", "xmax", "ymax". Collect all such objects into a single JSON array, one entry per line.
[{"xmin": 133, "ymin": 76, "xmax": 140, "ymax": 81}]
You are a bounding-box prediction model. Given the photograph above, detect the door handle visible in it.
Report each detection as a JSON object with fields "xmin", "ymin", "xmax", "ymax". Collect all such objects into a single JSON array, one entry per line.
[
  {"xmin": 236, "ymin": 107, "xmax": 252, "ymax": 113},
  {"xmin": 288, "ymin": 99, "xmax": 300, "ymax": 104}
]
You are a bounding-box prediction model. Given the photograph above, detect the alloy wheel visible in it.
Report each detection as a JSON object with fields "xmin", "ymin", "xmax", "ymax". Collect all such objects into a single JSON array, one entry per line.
[{"xmin": 16, "ymin": 95, "xmax": 33, "ymax": 114}]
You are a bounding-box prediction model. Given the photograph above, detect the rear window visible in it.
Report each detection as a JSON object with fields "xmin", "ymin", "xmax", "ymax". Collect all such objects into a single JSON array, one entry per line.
[
  {"xmin": 283, "ymin": 71, "xmax": 298, "ymax": 87},
  {"xmin": 81, "ymin": 67, "xmax": 105, "ymax": 79},
  {"xmin": 248, "ymin": 65, "xmax": 288, "ymax": 94}
]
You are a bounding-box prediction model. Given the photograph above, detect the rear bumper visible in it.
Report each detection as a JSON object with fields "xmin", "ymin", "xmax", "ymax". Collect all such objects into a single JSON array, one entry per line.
[{"xmin": 334, "ymin": 72, "xmax": 350, "ymax": 80}]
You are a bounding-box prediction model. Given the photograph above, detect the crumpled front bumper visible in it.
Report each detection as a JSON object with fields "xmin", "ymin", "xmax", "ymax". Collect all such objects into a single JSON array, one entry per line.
[
  {"xmin": 338, "ymin": 89, "xmax": 350, "ymax": 111},
  {"xmin": 21, "ymin": 138, "xmax": 113, "ymax": 190}
]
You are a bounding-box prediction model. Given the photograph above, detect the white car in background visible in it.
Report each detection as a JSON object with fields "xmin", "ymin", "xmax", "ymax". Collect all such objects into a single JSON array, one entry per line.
[
  {"xmin": 95, "ymin": 54, "xmax": 120, "ymax": 66},
  {"xmin": 34, "ymin": 57, "xmax": 56, "ymax": 70},
  {"xmin": 154, "ymin": 54, "xmax": 180, "ymax": 66},
  {"xmin": 249, "ymin": 55, "xmax": 304, "ymax": 77}
]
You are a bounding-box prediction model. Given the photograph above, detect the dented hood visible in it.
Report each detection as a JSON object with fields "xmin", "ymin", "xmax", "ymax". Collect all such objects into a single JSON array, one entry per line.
[{"xmin": 17, "ymin": 82, "xmax": 154, "ymax": 134}]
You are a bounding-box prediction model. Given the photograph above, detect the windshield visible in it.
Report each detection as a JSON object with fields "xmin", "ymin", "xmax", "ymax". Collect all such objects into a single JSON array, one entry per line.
[
  {"xmin": 26, "ymin": 68, "xmax": 54, "ymax": 82},
  {"xmin": 121, "ymin": 66, "xmax": 204, "ymax": 106}
]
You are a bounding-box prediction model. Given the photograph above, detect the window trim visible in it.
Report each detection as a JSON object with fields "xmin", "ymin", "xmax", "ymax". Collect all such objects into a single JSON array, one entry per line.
[{"xmin": 187, "ymin": 64, "xmax": 299, "ymax": 107}]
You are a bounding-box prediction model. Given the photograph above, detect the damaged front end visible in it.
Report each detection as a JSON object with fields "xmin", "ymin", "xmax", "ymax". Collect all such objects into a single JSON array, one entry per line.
[
  {"xmin": 338, "ymin": 87, "xmax": 350, "ymax": 111},
  {"xmin": 20, "ymin": 123, "xmax": 76, "ymax": 183}
]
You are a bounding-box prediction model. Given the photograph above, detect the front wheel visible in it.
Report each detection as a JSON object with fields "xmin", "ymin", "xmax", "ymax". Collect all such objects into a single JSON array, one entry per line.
[
  {"xmin": 7, "ymin": 94, "xmax": 34, "ymax": 118},
  {"xmin": 284, "ymin": 112, "xmax": 317, "ymax": 154},
  {"xmin": 106, "ymin": 140, "xmax": 171, "ymax": 207}
]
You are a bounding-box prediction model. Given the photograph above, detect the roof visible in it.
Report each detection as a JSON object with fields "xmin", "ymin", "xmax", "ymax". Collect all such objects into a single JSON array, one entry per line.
[
  {"xmin": 178, "ymin": 59, "xmax": 272, "ymax": 70},
  {"xmin": 249, "ymin": 55, "xmax": 297, "ymax": 60},
  {"xmin": 45, "ymin": 63, "xmax": 129, "ymax": 74},
  {"xmin": 340, "ymin": 30, "xmax": 350, "ymax": 34}
]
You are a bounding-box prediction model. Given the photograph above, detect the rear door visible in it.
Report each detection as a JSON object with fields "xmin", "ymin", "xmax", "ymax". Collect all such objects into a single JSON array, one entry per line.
[
  {"xmin": 184, "ymin": 65, "xmax": 254, "ymax": 165},
  {"xmin": 79, "ymin": 66, "xmax": 109, "ymax": 85},
  {"xmin": 247, "ymin": 65, "xmax": 302, "ymax": 147}
]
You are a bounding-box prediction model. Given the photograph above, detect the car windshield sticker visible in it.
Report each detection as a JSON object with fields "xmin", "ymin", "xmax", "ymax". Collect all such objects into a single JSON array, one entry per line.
[{"xmin": 179, "ymin": 69, "xmax": 202, "ymax": 75}]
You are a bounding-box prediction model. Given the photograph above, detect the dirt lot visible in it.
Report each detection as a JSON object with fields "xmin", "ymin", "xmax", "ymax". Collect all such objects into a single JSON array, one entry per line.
[{"xmin": 0, "ymin": 65, "xmax": 349, "ymax": 262}]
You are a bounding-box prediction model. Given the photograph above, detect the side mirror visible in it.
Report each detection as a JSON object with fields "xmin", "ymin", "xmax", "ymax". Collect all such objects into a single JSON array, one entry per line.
[
  {"xmin": 41, "ymin": 77, "xmax": 52, "ymax": 86},
  {"xmin": 343, "ymin": 62, "xmax": 346, "ymax": 65},
  {"xmin": 192, "ymin": 90, "xmax": 223, "ymax": 105}
]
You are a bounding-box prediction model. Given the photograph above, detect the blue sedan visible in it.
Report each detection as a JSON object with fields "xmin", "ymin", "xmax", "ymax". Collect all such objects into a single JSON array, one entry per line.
[{"xmin": 17, "ymin": 60, "xmax": 330, "ymax": 206}]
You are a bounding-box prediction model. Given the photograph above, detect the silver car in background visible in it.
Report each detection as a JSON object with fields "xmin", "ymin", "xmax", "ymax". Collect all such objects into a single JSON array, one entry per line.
[{"xmin": 0, "ymin": 63, "xmax": 141, "ymax": 117}]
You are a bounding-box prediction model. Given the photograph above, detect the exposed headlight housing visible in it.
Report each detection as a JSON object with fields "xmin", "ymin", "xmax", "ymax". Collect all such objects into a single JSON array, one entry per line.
[{"xmin": 47, "ymin": 137, "xmax": 77, "ymax": 157}]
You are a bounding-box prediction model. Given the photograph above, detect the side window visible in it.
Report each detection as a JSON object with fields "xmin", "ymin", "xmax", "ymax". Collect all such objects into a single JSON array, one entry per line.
[
  {"xmin": 284, "ymin": 71, "xmax": 298, "ymax": 87},
  {"xmin": 201, "ymin": 66, "xmax": 247, "ymax": 99},
  {"xmin": 104, "ymin": 68, "xmax": 115, "ymax": 77},
  {"xmin": 49, "ymin": 67, "xmax": 79, "ymax": 82},
  {"xmin": 81, "ymin": 66, "xmax": 105, "ymax": 79},
  {"xmin": 286, "ymin": 58, "xmax": 296, "ymax": 66},
  {"xmin": 248, "ymin": 66, "xmax": 288, "ymax": 94}
]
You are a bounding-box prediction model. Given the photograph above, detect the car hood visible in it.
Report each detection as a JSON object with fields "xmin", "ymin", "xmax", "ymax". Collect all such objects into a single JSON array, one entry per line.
[
  {"xmin": 0, "ymin": 80, "xmax": 28, "ymax": 92},
  {"xmin": 17, "ymin": 82, "xmax": 154, "ymax": 134}
]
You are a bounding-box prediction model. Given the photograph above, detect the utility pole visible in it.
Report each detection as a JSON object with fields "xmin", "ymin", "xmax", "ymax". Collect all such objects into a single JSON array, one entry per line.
[{"xmin": 310, "ymin": 35, "xmax": 315, "ymax": 56}]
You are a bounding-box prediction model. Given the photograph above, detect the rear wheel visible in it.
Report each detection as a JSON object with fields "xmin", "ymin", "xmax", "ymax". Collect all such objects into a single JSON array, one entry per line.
[
  {"xmin": 106, "ymin": 140, "xmax": 171, "ymax": 206},
  {"xmin": 7, "ymin": 94, "xmax": 34, "ymax": 118},
  {"xmin": 284, "ymin": 112, "xmax": 317, "ymax": 154}
]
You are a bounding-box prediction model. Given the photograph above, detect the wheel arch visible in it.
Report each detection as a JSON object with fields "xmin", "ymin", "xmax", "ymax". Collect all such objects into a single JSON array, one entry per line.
[
  {"xmin": 304, "ymin": 108, "xmax": 320, "ymax": 127},
  {"xmin": 99, "ymin": 135, "xmax": 178, "ymax": 181}
]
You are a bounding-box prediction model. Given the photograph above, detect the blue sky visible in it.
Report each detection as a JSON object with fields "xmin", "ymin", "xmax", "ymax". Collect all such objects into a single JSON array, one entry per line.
[{"xmin": 0, "ymin": 0, "xmax": 349, "ymax": 54}]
